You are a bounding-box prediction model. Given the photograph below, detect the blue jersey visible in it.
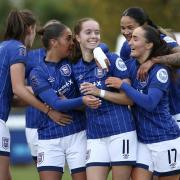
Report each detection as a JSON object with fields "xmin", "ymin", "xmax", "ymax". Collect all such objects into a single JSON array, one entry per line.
[
  {"xmin": 120, "ymin": 34, "xmax": 178, "ymax": 61},
  {"xmin": 72, "ymin": 53, "xmax": 135, "ymax": 139},
  {"xmin": 126, "ymin": 58, "xmax": 180, "ymax": 143},
  {"xmin": 0, "ymin": 40, "xmax": 27, "ymax": 122},
  {"xmin": 30, "ymin": 59, "xmax": 86, "ymax": 139},
  {"xmin": 25, "ymin": 48, "xmax": 45, "ymax": 128},
  {"xmin": 169, "ymin": 69, "xmax": 180, "ymax": 115}
]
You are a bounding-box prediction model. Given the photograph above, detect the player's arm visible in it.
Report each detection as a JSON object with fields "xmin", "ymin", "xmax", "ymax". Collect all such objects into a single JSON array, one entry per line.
[
  {"xmin": 10, "ymin": 63, "xmax": 72, "ymax": 125},
  {"xmin": 80, "ymin": 80, "xmax": 133, "ymax": 106},
  {"xmin": 105, "ymin": 77, "xmax": 163, "ymax": 112}
]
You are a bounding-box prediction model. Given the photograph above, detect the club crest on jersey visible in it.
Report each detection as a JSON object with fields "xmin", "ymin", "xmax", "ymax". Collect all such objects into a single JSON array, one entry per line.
[
  {"xmin": 115, "ymin": 58, "xmax": 127, "ymax": 71},
  {"xmin": 156, "ymin": 68, "xmax": 168, "ymax": 83},
  {"xmin": 139, "ymin": 75, "xmax": 149, "ymax": 88},
  {"xmin": 2, "ymin": 137, "xmax": 9, "ymax": 150},
  {"xmin": 37, "ymin": 152, "xmax": 44, "ymax": 164},
  {"xmin": 60, "ymin": 64, "xmax": 71, "ymax": 76},
  {"xmin": 95, "ymin": 68, "xmax": 106, "ymax": 78},
  {"xmin": 18, "ymin": 46, "xmax": 26, "ymax": 56}
]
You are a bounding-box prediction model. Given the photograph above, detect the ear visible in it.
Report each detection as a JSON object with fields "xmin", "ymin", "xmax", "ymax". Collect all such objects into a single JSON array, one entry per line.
[
  {"xmin": 49, "ymin": 39, "xmax": 57, "ymax": 48},
  {"xmin": 146, "ymin": 42, "xmax": 153, "ymax": 50},
  {"xmin": 75, "ymin": 34, "xmax": 80, "ymax": 43}
]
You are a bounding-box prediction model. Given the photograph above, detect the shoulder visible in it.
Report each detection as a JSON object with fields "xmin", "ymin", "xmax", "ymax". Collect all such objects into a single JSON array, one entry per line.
[{"xmin": 150, "ymin": 65, "xmax": 169, "ymax": 83}]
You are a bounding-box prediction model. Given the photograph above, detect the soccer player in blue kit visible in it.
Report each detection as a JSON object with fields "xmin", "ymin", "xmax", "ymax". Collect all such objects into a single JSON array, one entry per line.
[
  {"xmin": 29, "ymin": 21, "xmax": 101, "ymax": 180},
  {"xmin": 25, "ymin": 20, "xmax": 72, "ymax": 162},
  {"xmin": 0, "ymin": 9, "xmax": 57, "ymax": 180},
  {"xmin": 0, "ymin": 10, "xmax": 74, "ymax": 180},
  {"xmin": 120, "ymin": 7, "xmax": 179, "ymax": 62},
  {"xmin": 72, "ymin": 17, "xmax": 137, "ymax": 180},
  {"xmin": 106, "ymin": 25, "xmax": 180, "ymax": 180},
  {"xmin": 120, "ymin": 8, "xmax": 180, "ymax": 128}
]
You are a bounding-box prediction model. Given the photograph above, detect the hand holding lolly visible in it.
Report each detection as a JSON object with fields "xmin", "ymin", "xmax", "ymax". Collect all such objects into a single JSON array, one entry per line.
[{"xmin": 93, "ymin": 47, "xmax": 109, "ymax": 70}]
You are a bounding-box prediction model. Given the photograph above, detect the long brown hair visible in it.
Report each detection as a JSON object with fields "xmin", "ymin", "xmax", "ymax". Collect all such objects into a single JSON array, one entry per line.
[{"xmin": 4, "ymin": 9, "xmax": 36, "ymax": 43}]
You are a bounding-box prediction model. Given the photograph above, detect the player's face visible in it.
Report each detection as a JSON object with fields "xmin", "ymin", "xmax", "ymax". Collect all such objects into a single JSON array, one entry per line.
[
  {"xmin": 129, "ymin": 27, "xmax": 152, "ymax": 63},
  {"xmin": 76, "ymin": 20, "xmax": 100, "ymax": 51},
  {"xmin": 120, "ymin": 16, "xmax": 140, "ymax": 42},
  {"xmin": 25, "ymin": 24, "xmax": 36, "ymax": 48},
  {"xmin": 55, "ymin": 28, "xmax": 73, "ymax": 59}
]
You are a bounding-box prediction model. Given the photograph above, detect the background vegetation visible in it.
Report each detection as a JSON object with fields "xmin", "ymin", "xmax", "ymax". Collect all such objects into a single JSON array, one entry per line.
[{"xmin": 1, "ymin": 0, "xmax": 180, "ymax": 50}]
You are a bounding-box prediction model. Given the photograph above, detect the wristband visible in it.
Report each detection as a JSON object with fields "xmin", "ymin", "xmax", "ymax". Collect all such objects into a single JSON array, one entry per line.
[{"xmin": 100, "ymin": 89, "xmax": 105, "ymax": 98}]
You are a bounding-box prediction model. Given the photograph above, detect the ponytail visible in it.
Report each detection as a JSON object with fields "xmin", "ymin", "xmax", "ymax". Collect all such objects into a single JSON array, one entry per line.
[{"xmin": 4, "ymin": 9, "xmax": 36, "ymax": 42}]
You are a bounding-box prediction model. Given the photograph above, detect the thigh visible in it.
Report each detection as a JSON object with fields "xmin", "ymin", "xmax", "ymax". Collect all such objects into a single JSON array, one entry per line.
[
  {"xmin": 112, "ymin": 165, "xmax": 132, "ymax": 180},
  {"xmin": 37, "ymin": 138, "xmax": 65, "ymax": 173},
  {"xmin": 0, "ymin": 155, "xmax": 11, "ymax": 180},
  {"xmin": 72, "ymin": 171, "xmax": 87, "ymax": 180},
  {"xmin": 39, "ymin": 171, "xmax": 62, "ymax": 180},
  {"xmin": 66, "ymin": 131, "xmax": 87, "ymax": 174},
  {"xmin": 109, "ymin": 131, "xmax": 137, "ymax": 166},
  {"xmin": 86, "ymin": 166, "xmax": 110, "ymax": 180},
  {"xmin": 86, "ymin": 138, "xmax": 110, "ymax": 167},
  {"xmin": 131, "ymin": 167, "xmax": 153, "ymax": 180}
]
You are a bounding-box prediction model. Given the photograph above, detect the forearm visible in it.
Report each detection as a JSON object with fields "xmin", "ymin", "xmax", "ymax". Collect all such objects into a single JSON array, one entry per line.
[
  {"xmin": 121, "ymin": 83, "xmax": 163, "ymax": 111},
  {"xmin": 98, "ymin": 90, "xmax": 133, "ymax": 105},
  {"xmin": 39, "ymin": 90, "xmax": 83, "ymax": 111},
  {"xmin": 11, "ymin": 95, "xmax": 28, "ymax": 107},
  {"xmin": 152, "ymin": 53, "xmax": 180, "ymax": 67},
  {"xmin": 13, "ymin": 85, "xmax": 49, "ymax": 113}
]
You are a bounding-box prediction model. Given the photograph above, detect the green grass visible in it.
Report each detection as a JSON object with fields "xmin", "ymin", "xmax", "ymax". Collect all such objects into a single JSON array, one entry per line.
[
  {"xmin": 11, "ymin": 164, "xmax": 72, "ymax": 180},
  {"xmin": 11, "ymin": 164, "xmax": 112, "ymax": 180}
]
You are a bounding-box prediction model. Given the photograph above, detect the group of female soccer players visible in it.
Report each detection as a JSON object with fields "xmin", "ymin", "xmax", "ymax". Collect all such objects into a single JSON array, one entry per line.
[{"xmin": 0, "ymin": 6, "xmax": 180, "ymax": 180}]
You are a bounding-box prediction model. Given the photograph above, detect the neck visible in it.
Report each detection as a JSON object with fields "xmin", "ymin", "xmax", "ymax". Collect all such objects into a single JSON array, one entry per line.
[
  {"xmin": 45, "ymin": 50, "xmax": 61, "ymax": 63},
  {"xmin": 81, "ymin": 47, "xmax": 94, "ymax": 62},
  {"xmin": 138, "ymin": 51, "xmax": 151, "ymax": 64}
]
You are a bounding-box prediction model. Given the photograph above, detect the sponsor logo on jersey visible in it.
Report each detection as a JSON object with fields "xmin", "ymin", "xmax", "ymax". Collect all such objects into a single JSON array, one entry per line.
[{"xmin": 57, "ymin": 79, "xmax": 73, "ymax": 95}]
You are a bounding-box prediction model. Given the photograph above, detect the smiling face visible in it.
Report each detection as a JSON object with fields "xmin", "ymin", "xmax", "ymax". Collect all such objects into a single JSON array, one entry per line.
[
  {"xmin": 76, "ymin": 20, "xmax": 100, "ymax": 52},
  {"xmin": 129, "ymin": 27, "xmax": 153, "ymax": 63},
  {"xmin": 120, "ymin": 16, "xmax": 140, "ymax": 42}
]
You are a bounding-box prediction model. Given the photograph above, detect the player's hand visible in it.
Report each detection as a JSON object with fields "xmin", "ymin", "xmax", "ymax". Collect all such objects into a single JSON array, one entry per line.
[
  {"xmin": 137, "ymin": 59, "xmax": 154, "ymax": 81},
  {"xmin": 80, "ymin": 82, "xmax": 100, "ymax": 96},
  {"xmin": 82, "ymin": 95, "xmax": 101, "ymax": 109},
  {"xmin": 105, "ymin": 77, "xmax": 123, "ymax": 89},
  {"xmin": 95, "ymin": 58, "xmax": 110, "ymax": 72},
  {"xmin": 48, "ymin": 109, "xmax": 72, "ymax": 126}
]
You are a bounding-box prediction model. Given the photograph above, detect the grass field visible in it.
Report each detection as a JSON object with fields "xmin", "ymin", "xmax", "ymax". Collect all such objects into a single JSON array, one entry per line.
[{"xmin": 11, "ymin": 164, "xmax": 112, "ymax": 180}]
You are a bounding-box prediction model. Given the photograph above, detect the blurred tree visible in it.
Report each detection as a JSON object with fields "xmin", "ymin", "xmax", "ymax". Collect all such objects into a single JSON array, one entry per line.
[
  {"xmin": 0, "ymin": 0, "xmax": 12, "ymax": 40},
  {"xmin": 1, "ymin": 0, "xmax": 180, "ymax": 50}
]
